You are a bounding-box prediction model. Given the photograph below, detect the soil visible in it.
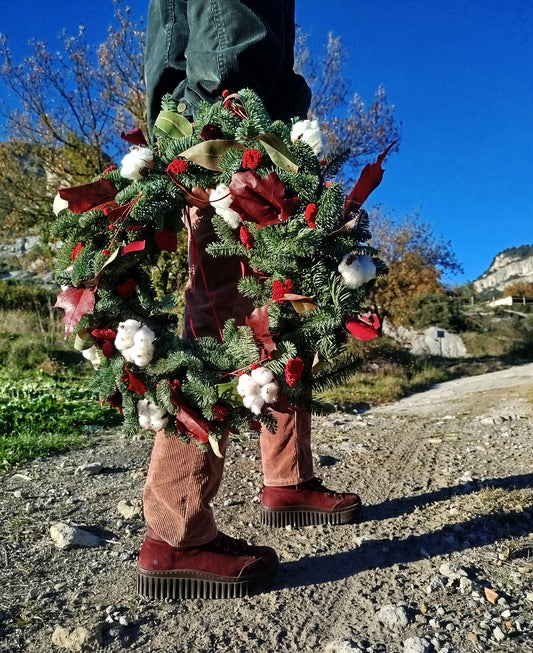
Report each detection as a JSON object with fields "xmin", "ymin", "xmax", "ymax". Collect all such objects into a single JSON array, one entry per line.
[{"xmin": 1, "ymin": 363, "xmax": 533, "ymax": 653}]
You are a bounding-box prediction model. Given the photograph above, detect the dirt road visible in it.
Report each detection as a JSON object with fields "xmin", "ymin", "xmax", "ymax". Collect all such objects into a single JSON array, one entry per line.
[{"xmin": 1, "ymin": 364, "xmax": 532, "ymax": 652}]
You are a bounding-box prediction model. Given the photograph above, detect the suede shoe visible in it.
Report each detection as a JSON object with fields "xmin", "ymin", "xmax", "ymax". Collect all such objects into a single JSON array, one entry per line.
[
  {"xmin": 260, "ymin": 477, "xmax": 362, "ymax": 527},
  {"xmin": 137, "ymin": 528, "xmax": 278, "ymax": 599}
]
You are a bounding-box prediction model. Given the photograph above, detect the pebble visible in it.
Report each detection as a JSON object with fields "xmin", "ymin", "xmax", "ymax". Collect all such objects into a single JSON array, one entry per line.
[
  {"xmin": 74, "ymin": 462, "xmax": 103, "ymax": 476},
  {"xmin": 403, "ymin": 636, "xmax": 432, "ymax": 653},
  {"xmin": 493, "ymin": 626, "xmax": 505, "ymax": 642},
  {"xmin": 324, "ymin": 639, "xmax": 365, "ymax": 653},
  {"xmin": 117, "ymin": 499, "xmax": 142, "ymax": 520},
  {"xmin": 49, "ymin": 523, "xmax": 103, "ymax": 549},
  {"xmin": 377, "ymin": 604, "xmax": 409, "ymax": 628}
]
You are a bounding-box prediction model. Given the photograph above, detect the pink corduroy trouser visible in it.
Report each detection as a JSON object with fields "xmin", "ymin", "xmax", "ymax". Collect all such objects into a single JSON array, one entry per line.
[{"xmin": 143, "ymin": 206, "xmax": 314, "ymax": 547}]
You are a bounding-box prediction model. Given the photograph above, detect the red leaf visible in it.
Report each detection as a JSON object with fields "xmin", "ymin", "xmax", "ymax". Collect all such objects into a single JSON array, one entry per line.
[
  {"xmin": 345, "ymin": 314, "xmax": 381, "ymax": 341},
  {"xmin": 54, "ymin": 287, "xmax": 95, "ymax": 336},
  {"xmin": 121, "ymin": 127, "xmax": 148, "ymax": 146},
  {"xmin": 245, "ymin": 305, "xmax": 277, "ymax": 356},
  {"xmin": 122, "ymin": 240, "xmax": 146, "ymax": 255},
  {"xmin": 229, "ymin": 171, "xmax": 298, "ymax": 227},
  {"xmin": 58, "ymin": 179, "xmax": 118, "ymax": 214},
  {"xmin": 121, "ymin": 367, "xmax": 147, "ymax": 395},
  {"xmin": 174, "ymin": 398, "xmax": 211, "ymax": 443},
  {"xmin": 343, "ymin": 140, "xmax": 398, "ymax": 216},
  {"xmin": 154, "ymin": 228, "xmax": 178, "ymax": 252}
]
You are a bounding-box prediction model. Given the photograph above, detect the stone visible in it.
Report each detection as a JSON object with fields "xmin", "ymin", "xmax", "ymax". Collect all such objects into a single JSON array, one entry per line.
[
  {"xmin": 438, "ymin": 562, "xmax": 468, "ymax": 581},
  {"xmin": 426, "ymin": 575, "xmax": 447, "ymax": 593},
  {"xmin": 51, "ymin": 624, "xmax": 102, "ymax": 651},
  {"xmin": 403, "ymin": 636, "xmax": 432, "ymax": 653},
  {"xmin": 324, "ymin": 639, "xmax": 365, "ymax": 653},
  {"xmin": 74, "ymin": 462, "xmax": 103, "ymax": 476},
  {"xmin": 116, "ymin": 499, "xmax": 142, "ymax": 520},
  {"xmin": 50, "ymin": 523, "xmax": 103, "ymax": 549},
  {"xmin": 493, "ymin": 626, "xmax": 505, "ymax": 642},
  {"xmin": 377, "ymin": 604, "xmax": 410, "ymax": 628}
]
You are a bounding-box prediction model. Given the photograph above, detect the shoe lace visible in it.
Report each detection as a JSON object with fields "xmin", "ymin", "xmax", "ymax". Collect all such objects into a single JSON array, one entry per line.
[
  {"xmin": 212, "ymin": 531, "xmax": 248, "ymax": 555},
  {"xmin": 302, "ymin": 477, "xmax": 345, "ymax": 498}
]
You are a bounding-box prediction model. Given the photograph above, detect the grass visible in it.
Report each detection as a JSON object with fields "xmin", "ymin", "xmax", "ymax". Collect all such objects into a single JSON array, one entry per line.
[{"xmin": 0, "ymin": 371, "xmax": 120, "ymax": 469}]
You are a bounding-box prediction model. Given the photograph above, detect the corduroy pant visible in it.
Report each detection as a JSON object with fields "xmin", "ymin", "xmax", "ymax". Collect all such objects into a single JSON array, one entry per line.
[{"xmin": 143, "ymin": 206, "xmax": 314, "ymax": 547}]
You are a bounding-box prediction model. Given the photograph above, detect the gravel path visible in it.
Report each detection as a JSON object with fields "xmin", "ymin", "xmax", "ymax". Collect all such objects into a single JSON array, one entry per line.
[{"xmin": 1, "ymin": 364, "xmax": 532, "ymax": 653}]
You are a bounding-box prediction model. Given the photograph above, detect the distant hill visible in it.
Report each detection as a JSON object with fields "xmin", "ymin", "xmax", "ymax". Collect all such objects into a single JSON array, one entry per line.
[{"xmin": 473, "ymin": 245, "xmax": 533, "ymax": 297}]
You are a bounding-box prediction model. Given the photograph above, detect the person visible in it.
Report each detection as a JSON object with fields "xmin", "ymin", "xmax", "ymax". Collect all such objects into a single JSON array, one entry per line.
[{"xmin": 137, "ymin": 0, "xmax": 362, "ymax": 600}]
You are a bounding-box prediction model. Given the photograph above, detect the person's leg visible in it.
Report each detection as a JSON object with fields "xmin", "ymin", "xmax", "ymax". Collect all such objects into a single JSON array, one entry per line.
[{"xmin": 139, "ymin": 205, "xmax": 278, "ymax": 598}]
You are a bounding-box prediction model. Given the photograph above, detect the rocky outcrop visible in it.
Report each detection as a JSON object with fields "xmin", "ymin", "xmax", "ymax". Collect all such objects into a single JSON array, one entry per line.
[{"xmin": 473, "ymin": 245, "xmax": 533, "ymax": 295}]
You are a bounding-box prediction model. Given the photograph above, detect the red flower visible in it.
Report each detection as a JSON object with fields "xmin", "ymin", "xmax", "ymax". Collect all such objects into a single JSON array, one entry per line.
[
  {"xmin": 71, "ymin": 242, "xmax": 83, "ymax": 260},
  {"xmin": 242, "ymin": 148, "xmax": 263, "ymax": 170},
  {"xmin": 304, "ymin": 203, "xmax": 318, "ymax": 229},
  {"xmin": 168, "ymin": 379, "xmax": 182, "ymax": 405},
  {"xmin": 211, "ymin": 405, "xmax": 228, "ymax": 421},
  {"xmin": 248, "ymin": 419, "xmax": 262, "ymax": 431},
  {"xmin": 285, "ymin": 357, "xmax": 305, "ymax": 386},
  {"xmin": 167, "ymin": 159, "xmax": 189, "ymax": 175},
  {"xmin": 272, "ymin": 279, "xmax": 294, "ymax": 302},
  {"xmin": 200, "ymin": 124, "xmax": 223, "ymax": 140},
  {"xmin": 116, "ymin": 278, "xmax": 137, "ymax": 297},
  {"xmin": 239, "ymin": 225, "xmax": 254, "ymax": 249},
  {"xmin": 121, "ymin": 367, "xmax": 147, "ymax": 395},
  {"xmin": 90, "ymin": 327, "xmax": 117, "ymax": 358},
  {"xmin": 104, "ymin": 389, "xmax": 123, "ymax": 414}
]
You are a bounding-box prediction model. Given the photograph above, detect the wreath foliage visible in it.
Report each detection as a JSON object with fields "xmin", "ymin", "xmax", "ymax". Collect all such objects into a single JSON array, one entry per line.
[{"xmin": 51, "ymin": 89, "xmax": 392, "ymax": 453}]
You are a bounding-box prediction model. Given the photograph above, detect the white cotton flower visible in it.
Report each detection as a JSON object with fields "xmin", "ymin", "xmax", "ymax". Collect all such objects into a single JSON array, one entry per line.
[
  {"xmin": 115, "ymin": 319, "xmax": 142, "ymax": 352},
  {"xmin": 260, "ymin": 382, "xmax": 278, "ymax": 405},
  {"xmin": 290, "ymin": 119, "xmax": 328, "ymax": 157},
  {"xmin": 238, "ymin": 367, "xmax": 279, "ymax": 414},
  {"xmin": 134, "ymin": 325, "xmax": 155, "ymax": 348},
  {"xmin": 132, "ymin": 349, "xmax": 154, "ymax": 368},
  {"xmin": 209, "ymin": 184, "xmax": 241, "ymax": 229},
  {"xmin": 251, "ymin": 366, "xmax": 274, "ymax": 386},
  {"xmin": 53, "ymin": 193, "xmax": 69, "ymax": 216},
  {"xmin": 338, "ymin": 254, "xmax": 376, "ymax": 289},
  {"xmin": 120, "ymin": 146, "xmax": 154, "ymax": 181},
  {"xmin": 82, "ymin": 346, "xmax": 101, "ymax": 369},
  {"xmin": 137, "ymin": 399, "xmax": 168, "ymax": 432}
]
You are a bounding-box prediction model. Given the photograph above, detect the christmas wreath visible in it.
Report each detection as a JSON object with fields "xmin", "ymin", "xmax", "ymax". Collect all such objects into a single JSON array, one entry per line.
[{"xmin": 51, "ymin": 89, "xmax": 392, "ymax": 454}]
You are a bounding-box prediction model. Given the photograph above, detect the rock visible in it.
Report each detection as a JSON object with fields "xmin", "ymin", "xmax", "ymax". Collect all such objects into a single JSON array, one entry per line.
[
  {"xmin": 403, "ymin": 636, "xmax": 432, "ymax": 653},
  {"xmin": 51, "ymin": 624, "xmax": 102, "ymax": 651},
  {"xmin": 426, "ymin": 575, "xmax": 447, "ymax": 593},
  {"xmin": 74, "ymin": 463, "xmax": 103, "ymax": 476},
  {"xmin": 525, "ymin": 591, "xmax": 533, "ymax": 603},
  {"xmin": 116, "ymin": 499, "xmax": 142, "ymax": 520},
  {"xmin": 377, "ymin": 604, "xmax": 410, "ymax": 628},
  {"xmin": 324, "ymin": 639, "xmax": 365, "ymax": 653},
  {"xmin": 438, "ymin": 562, "xmax": 468, "ymax": 581},
  {"xmin": 493, "ymin": 626, "xmax": 505, "ymax": 642},
  {"xmin": 318, "ymin": 454, "xmax": 338, "ymax": 467},
  {"xmin": 50, "ymin": 523, "xmax": 103, "ymax": 549}
]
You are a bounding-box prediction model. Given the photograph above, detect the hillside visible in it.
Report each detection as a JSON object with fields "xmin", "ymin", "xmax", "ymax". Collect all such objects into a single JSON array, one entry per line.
[{"xmin": 473, "ymin": 244, "xmax": 533, "ymax": 296}]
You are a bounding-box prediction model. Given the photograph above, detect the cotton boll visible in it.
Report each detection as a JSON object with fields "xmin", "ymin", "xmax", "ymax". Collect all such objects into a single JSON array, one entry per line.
[
  {"xmin": 210, "ymin": 184, "xmax": 241, "ymax": 229},
  {"xmin": 120, "ymin": 146, "xmax": 154, "ymax": 181},
  {"xmin": 115, "ymin": 319, "xmax": 142, "ymax": 351},
  {"xmin": 251, "ymin": 367, "xmax": 274, "ymax": 386},
  {"xmin": 237, "ymin": 374, "xmax": 261, "ymax": 398},
  {"xmin": 82, "ymin": 346, "xmax": 101, "ymax": 369},
  {"xmin": 134, "ymin": 325, "xmax": 155, "ymax": 347},
  {"xmin": 260, "ymin": 381, "xmax": 279, "ymax": 405},
  {"xmin": 243, "ymin": 393, "xmax": 265, "ymax": 415},
  {"xmin": 338, "ymin": 254, "xmax": 376, "ymax": 289},
  {"xmin": 133, "ymin": 349, "xmax": 154, "ymax": 368},
  {"xmin": 290, "ymin": 119, "xmax": 327, "ymax": 157}
]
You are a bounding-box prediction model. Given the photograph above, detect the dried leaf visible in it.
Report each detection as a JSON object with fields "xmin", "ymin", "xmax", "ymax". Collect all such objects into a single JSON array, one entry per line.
[
  {"xmin": 122, "ymin": 368, "xmax": 147, "ymax": 395},
  {"xmin": 287, "ymin": 295, "xmax": 318, "ymax": 315},
  {"xmin": 121, "ymin": 128, "xmax": 148, "ymax": 146},
  {"xmin": 180, "ymin": 140, "xmax": 245, "ymax": 171},
  {"xmin": 343, "ymin": 140, "xmax": 398, "ymax": 216},
  {"xmin": 230, "ymin": 171, "xmax": 298, "ymax": 226},
  {"xmin": 208, "ymin": 434, "xmax": 224, "ymax": 458},
  {"xmin": 54, "ymin": 287, "xmax": 95, "ymax": 336},
  {"xmin": 122, "ymin": 240, "xmax": 146, "ymax": 255},
  {"xmin": 154, "ymin": 111, "xmax": 193, "ymax": 139},
  {"xmin": 245, "ymin": 304, "xmax": 277, "ymax": 356},
  {"xmin": 58, "ymin": 179, "xmax": 118, "ymax": 214},
  {"xmin": 256, "ymin": 133, "xmax": 298, "ymax": 173},
  {"xmin": 345, "ymin": 314, "xmax": 381, "ymax": 341}
]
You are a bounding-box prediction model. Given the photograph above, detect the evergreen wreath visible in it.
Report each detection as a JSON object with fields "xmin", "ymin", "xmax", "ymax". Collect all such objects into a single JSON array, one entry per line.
[{"xmin": 51, "ymin": 89, "xmax": 393, "ymax": 454}]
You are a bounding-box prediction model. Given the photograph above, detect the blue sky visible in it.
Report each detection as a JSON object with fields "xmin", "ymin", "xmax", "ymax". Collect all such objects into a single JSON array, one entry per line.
[{"xmin": 1, "ymin": 0, "xmax": 532, "ymax": 284}]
